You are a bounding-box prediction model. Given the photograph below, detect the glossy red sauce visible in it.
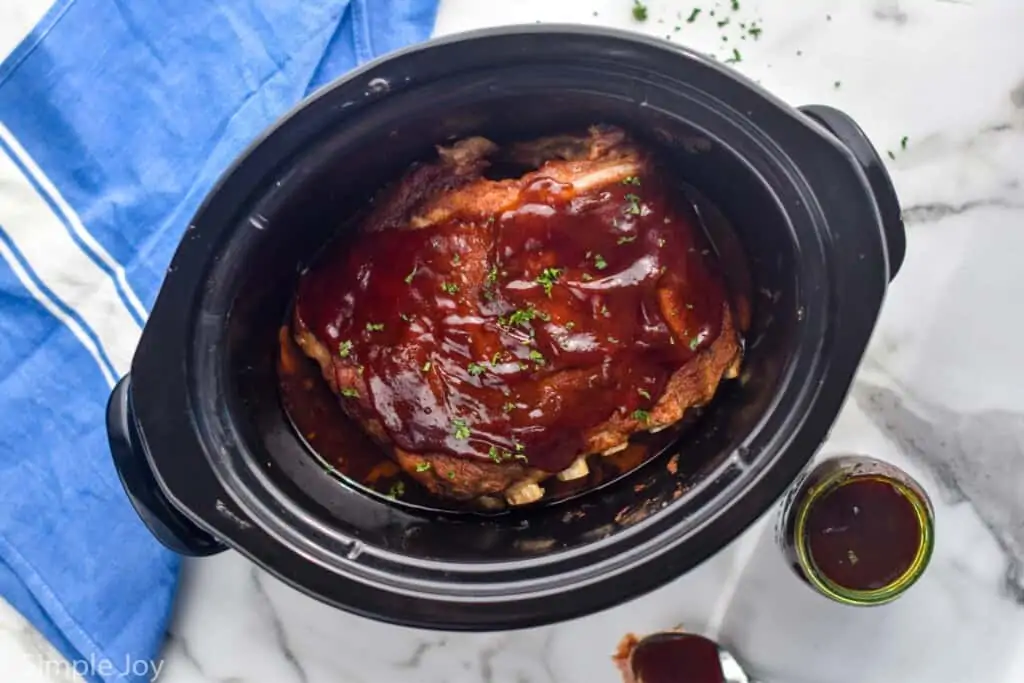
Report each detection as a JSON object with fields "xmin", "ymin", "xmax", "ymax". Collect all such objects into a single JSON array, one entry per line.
[
  {"xmin": 806, "ymin": 477, "xmax": 923, "ymax": 591},
  {"xmin": 294, "ymin": 172, "xmax": 728, "ymax": 474},
  {"xmin": 630, "ymin": 633, "xmax": 725, "ymax": 683}
]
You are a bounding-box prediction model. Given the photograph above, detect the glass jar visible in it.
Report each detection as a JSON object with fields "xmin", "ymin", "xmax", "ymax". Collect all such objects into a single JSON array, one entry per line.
[{"xmin": 777, "ymin": 455, "xmax": 934, "ymax": 605}]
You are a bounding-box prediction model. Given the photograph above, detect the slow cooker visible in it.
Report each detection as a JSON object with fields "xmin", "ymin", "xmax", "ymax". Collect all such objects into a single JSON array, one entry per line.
[{"xmin": 106, "ymin": 25, "xmax": 905, "ymax": 630}]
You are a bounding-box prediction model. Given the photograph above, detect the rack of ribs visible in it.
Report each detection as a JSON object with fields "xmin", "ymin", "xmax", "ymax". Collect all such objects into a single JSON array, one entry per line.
[{"xmin": 292, "ymin": 125, "xmax": 743, "ymax": 506}]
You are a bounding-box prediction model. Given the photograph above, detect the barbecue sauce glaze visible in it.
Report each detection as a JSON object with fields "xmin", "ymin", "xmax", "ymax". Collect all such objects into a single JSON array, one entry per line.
[{"xmin": 294, "ymin": 172, "xmax": 729, "ymax": 474}]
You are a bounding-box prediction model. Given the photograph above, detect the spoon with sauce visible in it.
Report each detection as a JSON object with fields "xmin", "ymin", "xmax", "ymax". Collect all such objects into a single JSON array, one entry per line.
[{"xmin": 616, "ymin": 631, "xmax": 755, "ymax": 683}]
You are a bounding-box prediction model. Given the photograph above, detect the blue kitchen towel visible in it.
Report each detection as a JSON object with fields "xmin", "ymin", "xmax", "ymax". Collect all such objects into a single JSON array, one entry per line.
[{"xmin": 0, "ymin": 1, "xmax": 438, "ymax": 682}]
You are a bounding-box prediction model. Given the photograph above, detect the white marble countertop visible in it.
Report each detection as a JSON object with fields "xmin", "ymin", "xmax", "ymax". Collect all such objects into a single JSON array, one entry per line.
[{"xmin": 4, "ymin": 0, "xmax": 1024, "ymax": 681}]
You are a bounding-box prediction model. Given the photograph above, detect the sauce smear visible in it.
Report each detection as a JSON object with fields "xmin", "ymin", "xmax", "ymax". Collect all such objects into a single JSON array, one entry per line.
[{"xmin": 805, "ymin": 477, "xmax": 923, "ymax": 591}]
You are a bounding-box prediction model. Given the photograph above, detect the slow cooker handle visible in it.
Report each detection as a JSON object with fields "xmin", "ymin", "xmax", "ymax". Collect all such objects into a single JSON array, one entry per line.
[
  {"xmin": 798, "ymin": 105, "xmax": 906, "ymax": 281},
  {"xmin": 107, "ymin": 376, "xmax": 227, "ymax": 557}
]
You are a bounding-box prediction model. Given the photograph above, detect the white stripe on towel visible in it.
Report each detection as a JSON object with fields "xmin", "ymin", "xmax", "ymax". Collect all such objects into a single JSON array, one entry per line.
[
  {"xmin": 0, "ymin": 124, "xmax": 148, "ymax": 322},
  {"xmin": 0, "ymin": 131, "xmax": 141, "ymax": 380}
]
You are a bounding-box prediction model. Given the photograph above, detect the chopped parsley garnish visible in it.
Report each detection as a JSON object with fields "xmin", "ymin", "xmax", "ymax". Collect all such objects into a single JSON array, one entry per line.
[
  {"xmin": 725, "ymin": 48, "xmax": 742, "ymax": 64},
  {"xmin": 486, "ymin": 265, "xmax": 499, "ymax": 284},
  {"xmin": 507, "ymin": 306, "xmax": 538, "ymax": 328},
  {"xmin": 600, "ymin": 304, "xmax": 611, "ymax": 318},
  {"xmin": 338, "ymin": 340, "xmax": 352, "ymax": 358},
  {"xmin": 632, "ymin": 409, "xmax": 651, "ymax": 423},
  {"xmin": 618, "ymin": 234, "xmax": 637, "ymax": 245},
  {"xmin": 689, "ymin": 336, "xmax": 700, "ymax": 351},
  {"xmin": 451, "ymin": 253, "xmax": 461, "ymax": 265},
  {"xmin": 365, "ymin": 322, "xmax": 384, "ymax": 332},
  {"xmin": 404, "ymin": 265, "xmax": 417, "ymax": 284},
  {"xmin": 503, "ymin": 402, "xmax": 516, "ymax": 413},
  {"xmin": 452, "ymin": 418, "xmax": 471, "ymax": 440},
  {"xmin": 491, "ymin": 351, "xmax": 505, "ymax": 365},
  {"xmin": 565, "ymin": 321, "xmax": 575, "ymax": 331},
  {"xmin": 632, "ymin": 0, "xmax": 648, "ymax": 21},
  {"xmin": 415, "ymin": 461, "xmax": 431, "ymax": 472},
  {"xmin": 537, "ymin": 310, "xmax": 552, "ymax": 322},
  {"xmin": 581, "ymin": 273, "xmax": 594, "ymax": 282},
  {"xmin": 624, "ymin": 193, "xmax": 642, "ymax": 215},
  {"xmin": 387, "ymin": 481, "xmax": 405, "ymax": 499},
  {"xmin": 528, "ymin": 349, "xmax": 546, "ymax": 365},
  {"xmin": 638, "ymin": 388, "xmax": 652, "ymax": 400},
  {"xmin": 467, "ymin": 362, "xmax": 486, "ymax": 376},
  {"xmin": 422, "ymin": 361, "xmax": 432, "ymax": 372},
  {"xmin": 447, "ymin": 470, "xmax": 457, "ymax": 480},
  {"xmin": 593, "ymin": 254, "xmax": 608, "ymax": 270},
  {"xmin": 900, "ymin": 136, "xmax": 909, "ymax": 150},
  {"xmin": 536, "ymin": 267, "xmax": 564, "ymax": 297},
  {"xmin": 514, "ymin": 441, "xmax": 526, "ymax": 452},
  {"xmin": 622, "ymin": 176, "xmax": 641, "ymax": 186},
  {"xmin": 440, "ymin": 282, "xmax": 459, "ymax": 295},
  {"xmin": 488, "ymin": 446, "xmax": 514, "ymax": 463},
  {"xmin": 687, "ymin": 8, "xmax": 701, "ymax": 22},
  {"xmin": 341, "ymin": 388, "xmax": 359, "ymax": 398}
]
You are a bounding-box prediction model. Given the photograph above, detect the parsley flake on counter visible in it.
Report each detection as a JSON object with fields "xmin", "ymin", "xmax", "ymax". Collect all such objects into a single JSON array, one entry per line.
[
  {"xmin": 687, "ymin": 8, "xmax": 701, "ymax": 22},
  {"xmin": 748, "ymin": 24, "xmax": 762, "ymax": 39},
  {"xmin": 638, "ymin": 388, "xmax": 652, "ymax": 400},
  {"xmin": 725, "ymin": 48, "xmax": 742, "ymax": 64},
  {"xmin": 387, "ymin": 481, "xmax": 405, "ymax": 499},
  {"xmin": 338, "ymin": 340, "xmax": 352, "ymax": 358},
  {"xmin": 717, "ymin": 17, "xmax": 730, "ymax": 28},
  {"xmin": 452, "ymin": 418, "xmax": 471, "ymax": 440},
  {"xmin": 536, "ymin": 267, "xmax": 564, "ymax": 297},
  {"xmin": 632, "ymin": 0, "xmax": 648, "ymax": 21},
  {"xmin": 900, "ymin": 136, "xmax": 909, "ymax": 150},
  {"xmin": 834, "ymin": 80, "xmax": 841, "ymax": 89},
  {"xmin": 341, "ymin": 388, "xmax": 359, "ymax": 398},
  {"xmin": 887, "ymin": 150, "xmax": 896, "ymax": 160},
  {"xmin": 731, "ymin": 0, "xmax": 740, "ymax": 10},
  {"xmin": 632, "ymin": 409, "xmax": 651, "ymax": 423},
  {"xmin": 365, "ymin": 322, "xmax": 385, "ymax": 332},
  {"xmin": 440, "ymin": 281, "xmax": 459, "ymax": 295},
  {"xmin": 404, "ymin": 265, "xmax": 417, "ymax": 284},
  {"xmin": 594, "ymin": 254, "xmax": 608, "ymax": 270},
  {"xmin": 467, "ymin": 362, "xmax": 486, "ymax": 376},
  {"xmin": 415, "ymin": 461, "xmax": 431, "ymax": 472}
]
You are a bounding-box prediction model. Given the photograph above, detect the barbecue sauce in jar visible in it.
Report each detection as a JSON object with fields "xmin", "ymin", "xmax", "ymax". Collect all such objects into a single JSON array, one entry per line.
[
  {"xmin": 778, "ymin": 456, "xmax": 934, "ymax": 605},
  {"xmin": 292, "ymin": 167, "xmax": 736, "ymax": 476}
]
